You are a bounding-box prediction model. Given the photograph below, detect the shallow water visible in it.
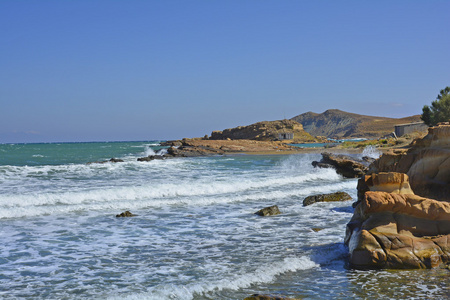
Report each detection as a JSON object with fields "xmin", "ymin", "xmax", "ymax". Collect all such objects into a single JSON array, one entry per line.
[{"xmin": 0, "ymin": 142, "xmax": 448, "ymax": 299}]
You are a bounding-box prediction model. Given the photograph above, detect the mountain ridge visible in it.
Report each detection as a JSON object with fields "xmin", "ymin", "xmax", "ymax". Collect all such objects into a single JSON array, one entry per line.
[{"xmin": 291, "ymin": 109, "xmax": 423, "ymax": 139}]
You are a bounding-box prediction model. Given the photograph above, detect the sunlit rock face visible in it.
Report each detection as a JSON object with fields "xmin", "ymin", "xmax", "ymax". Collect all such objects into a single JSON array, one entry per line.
[
  {"xmin": 346, "ymin": 123, "xmax": 450, "ymax": 269},
  {"xmin": 368, "ymin": 124, "xmax": 450, "ymax": 201},
  {"xmin": 345, "ymin": 191, "xmax": 450, "ymax": 269}
]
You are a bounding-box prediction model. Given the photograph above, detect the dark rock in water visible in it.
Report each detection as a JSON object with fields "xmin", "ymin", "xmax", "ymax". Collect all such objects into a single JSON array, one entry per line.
[
  {"xmin": 109, "ymin": 158, "xmax": 124, "ymax": 163},
  {"xmin": 116, "ymin": 211, "xmax": 136, "ymax": 217},
  {"xmin": 244, "ymin": 294, "xmax": 296, "ymax": 300},
  {"xmin": 137, "ymin": 155, "xmax": 166, "ymax": 162},
  {"xmin": 303, "ymin": 192, "xmax": 352, "ymax": 206},
  {"xmin": 312, "ymin": 152, "xmax": 369, "ymax": 178},
  {"xmin": 254, "ymin": 205, "xmax": 281, "ymax": 216},
  {"xmin": 87, "ymin": 158, "xmax": 124, "ymax": 164},
  {"xmin": 166, "ymin": 145, "xmax": 224, "ymax": 157}
]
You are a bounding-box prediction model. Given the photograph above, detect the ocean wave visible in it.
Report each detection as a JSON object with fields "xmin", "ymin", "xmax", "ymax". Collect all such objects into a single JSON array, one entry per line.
[{"xmin": 110, "ymin": 256, "xmax": 318, "ymax": 300}]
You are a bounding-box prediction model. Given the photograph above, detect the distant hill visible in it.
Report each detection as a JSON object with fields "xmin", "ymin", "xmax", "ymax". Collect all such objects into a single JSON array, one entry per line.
[
  {"xmin": 291, "ymin": 109, "xmax": 423, "ymax": 139},
  {"xmin": 210, "ymin": 119, "xmax": 316, "ymax": 143}
]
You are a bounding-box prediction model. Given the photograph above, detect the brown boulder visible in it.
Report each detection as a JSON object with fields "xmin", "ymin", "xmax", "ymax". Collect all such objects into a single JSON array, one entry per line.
[{"xmin": 345, "ymin": 191, "xmax": 450, "ymax": 269}]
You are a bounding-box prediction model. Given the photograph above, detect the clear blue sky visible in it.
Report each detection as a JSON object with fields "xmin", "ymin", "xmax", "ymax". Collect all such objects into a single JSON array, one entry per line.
[{"xmin": 1, "ymin": 0, "xmax": 449, "ymax": 143}]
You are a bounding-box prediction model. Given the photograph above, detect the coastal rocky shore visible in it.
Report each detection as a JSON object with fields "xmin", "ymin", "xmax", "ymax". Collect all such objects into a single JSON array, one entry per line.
[
  {"xmin": 345, "ymin": 123, "xmax": 450, "ymax": 269},
  {"xmin": 137, "ymin": 138, "xmax": 302, "ymax": 161}
]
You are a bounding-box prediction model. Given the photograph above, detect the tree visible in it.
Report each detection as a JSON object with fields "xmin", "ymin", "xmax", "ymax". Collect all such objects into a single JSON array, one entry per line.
[{"xmin": 421, "ymin": 87, "xmax": 450, "ymax": 126}]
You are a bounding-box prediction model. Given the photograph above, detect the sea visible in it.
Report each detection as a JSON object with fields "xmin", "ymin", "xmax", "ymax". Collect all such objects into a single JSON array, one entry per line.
[{"xmin": 0, "ymin": 141, "xmax": 448, "ymax": 300}]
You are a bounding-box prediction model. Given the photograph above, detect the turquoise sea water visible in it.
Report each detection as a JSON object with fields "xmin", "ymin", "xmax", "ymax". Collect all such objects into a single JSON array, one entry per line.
[{"xmin": 0, "ymin": 142, "xmax": 448, "ymax": 299}]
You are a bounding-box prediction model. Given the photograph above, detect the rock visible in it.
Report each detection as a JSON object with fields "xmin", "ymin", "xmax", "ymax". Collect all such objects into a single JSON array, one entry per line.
[
  {"xmin": 368, "ymin": 124, "xmax": 450, "ymax": 201},
  {"xmin": 312, "ymin": 152, "xmax": 369, "ymax": 178},
  {"xmin": 244, "ymin": 295, "xmax": 296, "ymax": 300},
  {"xmin": 354, "ymin": 172, "xmax": 414, "ymax": 207},
  {"xmin": 179, "ymin": 139, "xmax": 298, "ymax": 153},
  {"xmin": 116, "ymin": 211, "xmax": 136, "ymax": 217},
  {"xmin": 255, "ymin": 205, "xmax": 281, "ymax": 216},
  {"xmin": 209, "ymin": 119, "xmax": 315, "ymax": 143},
  {"xmin": 160, "ymin": 140, "xmax": 183, "ymax": 147},
  {"xmin": 166, "ymin": 145, "xmax": 224, "ymax": 157},
  {"xmin": 303, "ymin": 192, "xmax": 352, "ymax": 206},
  {"xmin": 137, "ymin": 155, "xmax": 166, "ymax": 162},
  {"xmin": 345, "ymin": 191, "xmax": 450, "ymax": 269},
  {"xmin": 87, "ymin": 158, "xmax": 124, "ymax": 164}
]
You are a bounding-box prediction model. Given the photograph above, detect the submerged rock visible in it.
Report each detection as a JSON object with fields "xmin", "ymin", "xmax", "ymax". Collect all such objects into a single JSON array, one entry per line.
[
  {"xmin": 254, "ymin": 205, "xmax": 281, "ymax": 216},
  {"xmin": 312, "ymin": 152, "xmax": 371, "ymax": 178},
  {"xmin": 116, "ymin": 211, "xmax": 136, "ymax": 218},
  {"xmin": 303, "ymin": 192, "xmax": 352, "ymax": 206}
]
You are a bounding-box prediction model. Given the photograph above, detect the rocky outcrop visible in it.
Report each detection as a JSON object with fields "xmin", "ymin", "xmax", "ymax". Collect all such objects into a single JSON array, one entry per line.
[
  {"xmin": 116, "ymin": 211, "xmax": 136, "ymax": 217},
  {"xmin": 345, "ymin": 191, "xmax": 450, "ymax": 269},
  {"xmin": 166, "ymin": 145, "xmax": 224, "ymax": 157},
  {"xmin": 345, "ymin": 125, "xmax": 450, "ymax": 269},
  {"xmin": 368, "ymin": 124, "xmax": 450, "ymax": 201},
  {"xmin": 255, "ymin": 205, "xmax": 281, "ymax": 216},
  {"xmin": 303, "ymin": 192, "xmax": 352, "ymax": 206},
  {"xmin": 291, "ymin": 109, "xmax": 423, "ymax": 139},
  {"xmin": 354, "ymin": 172, "xmax": 414, "ymax": 207},
  {"xmin": 312, "ymin": 152, "xmax": 374, "ymax": 178},
  {"xmin": 210, "ymin": 119, "xmax": 315, "ymax": 143}
]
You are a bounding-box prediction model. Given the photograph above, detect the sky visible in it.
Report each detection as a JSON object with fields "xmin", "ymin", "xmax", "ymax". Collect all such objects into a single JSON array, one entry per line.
[{"xmin": 1, "ymin": 1, "xmax": 449, "ymax": 143}]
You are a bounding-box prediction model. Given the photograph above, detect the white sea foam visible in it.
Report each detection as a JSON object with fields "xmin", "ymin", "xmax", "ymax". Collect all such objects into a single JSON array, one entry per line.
[
  {"xmin": 144, "ymin": 145, "xmax": 157, "ymax": 156},
  {"xmin": 111, "ymin": 256, "xmax": 318, "ymax": 300},
  {"xmin": 0, "ymin": 164, "xmax": 353, "ymax": 219}
]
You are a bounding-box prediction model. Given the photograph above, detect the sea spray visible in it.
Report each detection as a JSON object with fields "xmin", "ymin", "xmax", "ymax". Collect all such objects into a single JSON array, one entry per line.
[{"xmin": 361, "ymin": 145, "xmax": 382, "ymax": 159}]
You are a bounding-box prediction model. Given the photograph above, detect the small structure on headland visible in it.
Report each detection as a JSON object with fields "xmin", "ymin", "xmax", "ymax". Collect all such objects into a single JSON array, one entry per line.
[
  {"xmin": 394, "ymin": 122, "xmax": 428, "ymax": 137},
  {"xmin": 278, "ymin": 132, "xmax": 294, "ymax": 140}
]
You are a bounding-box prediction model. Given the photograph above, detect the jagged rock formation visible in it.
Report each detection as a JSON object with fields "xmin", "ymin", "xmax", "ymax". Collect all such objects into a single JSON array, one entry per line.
[
  {"xmin": 303, "ymin": 192, "xmax": 352, "ymax": 206},
  {"xmin": 210, "ymin": 119, "xmax": 315, "ymax": 143},
  {"xmin": 312, "ymin": 152, "xmax": 374, "ymax": 178},
  {"xmin": 368, "ymin": 124, "xmax": 450, "ymax": 201},
  {"xmin": 345, "ymin": 191, "xmax": 450, "ymax": 269},
  {"xmin": 291, "ymin": 109, "xmax": 422, "ymax": 139}
]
